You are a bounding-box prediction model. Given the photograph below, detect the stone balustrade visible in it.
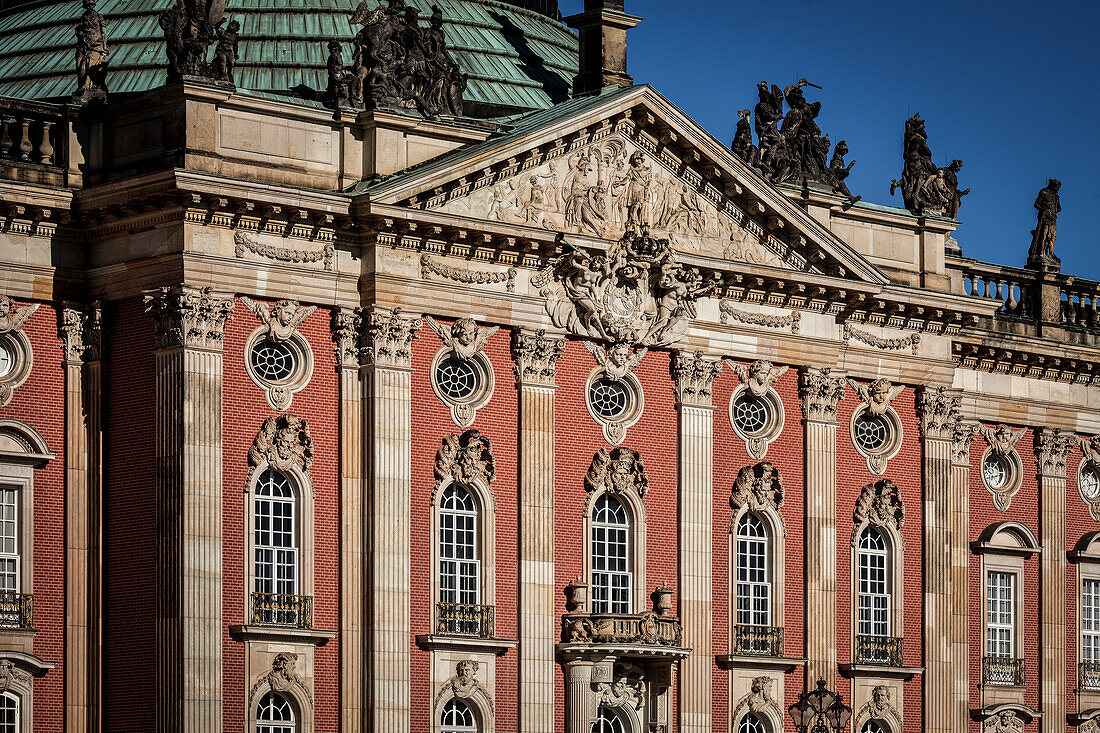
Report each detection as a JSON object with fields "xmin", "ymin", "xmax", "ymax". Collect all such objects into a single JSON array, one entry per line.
[
  {"xmin": 561, "ymin": 610, "xmax": 683, "ymax": 648},
  {"xmin": 0, "ymin": 97, "xmax": 69, "ymax": 187}
]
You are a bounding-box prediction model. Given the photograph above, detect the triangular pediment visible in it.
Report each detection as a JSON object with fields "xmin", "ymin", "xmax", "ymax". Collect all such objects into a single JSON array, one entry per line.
[{"xmin": 364, "ymin": 85, "xmax": 889, "ymax": 285}]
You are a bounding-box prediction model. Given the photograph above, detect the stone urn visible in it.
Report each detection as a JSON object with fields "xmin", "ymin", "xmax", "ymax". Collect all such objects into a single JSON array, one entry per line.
[
  {"xmin": 652, "ymin": 584, "xmax": 673, "ymax": 616},
  {"xmin": 564, "ymin": 578, "xmax": 588, "ymax": 613}
]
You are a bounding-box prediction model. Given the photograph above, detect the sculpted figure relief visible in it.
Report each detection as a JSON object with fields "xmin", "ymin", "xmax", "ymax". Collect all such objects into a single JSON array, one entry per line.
[
  {"xmin": 585, "ymin": 446, "xmax": 649, "ymax": 501},
  {"xmin": 848, "ymin": 378, "xmax": 905, "ymax": 416},
  {"xmin": 729, "ymin": 461, "xmax": 784, "ymax": 513},
  {"xmin": 729, "ymin": 360, "xmax": 788, "ymax": 397},
  {"xmin": 159, "ymin": 0, "xmax": 240, "ymax": 85},
  {"xmin": 434, "ymin": 429, "xmax": 495, "ymax": 490},
  {"xmin": 248, "ymin": 414, "xmax": 314, "ymax": 473},
  {"xmin": 1028, "ymin": 178, "xmax": 1061, "ymax": 268},
  {"xmin": 890, "ymin": 114, "xmax": 967, "ymax": 217},
  {"xmin": 0, "ymin": 297, "xmax": 38, "ymax": 334},
  {"xmin": 74, "ymin": 0, "xmax": 109, "ymax": 102},
  {"xmin": 426, "ymin": 316, "xmax": 498, "ymax": 361},
  {"xmin": 583, "ymin": 341, "xmax": 647, "ymax": 381},
  {"xmin": 241, "ymin": 297, "xmax": 316, "ymax": 342}
]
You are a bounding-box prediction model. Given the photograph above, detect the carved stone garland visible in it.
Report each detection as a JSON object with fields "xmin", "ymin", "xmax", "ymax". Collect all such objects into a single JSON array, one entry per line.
[
  {"xmin": 0, "ymin": 295, "xmax": 39, "ymax": 407},
  {"xmin": 851, "ymin": 479, "xmax": 904, "ymax": 546},
  {"xmin": 241, "ymin": 297, "xmax": 317, "ymax": 410},
  {"xmin": 976, "ymin": 424, "xmax": 1026, "ymax": 511},
  {"xmin": 247, "ymin": 413, "xmax": 314, "ymax": 479},
  {"xmin": 729, "ymin": 462, "xmax": 784, "ymax": 516},
  {"xmin": 584, "ymin": 446, "xmax": 648, "ymax": 513},
  {"xmin": 426, "ymin": 316, "xmax": 498, "ymax": 427},
  {"xmin": 731, "ymin": 676, "xmax": 782, "ymax": 730},
  {"xmin": 1079, "ymin": 436, "xmax": 1100, "ymax": 520},
  {"xmin": 852, "ymin": 685, "xmax": 902, "ymax": 733},
  {"xmin": 433, "ymin": 660, "xmax": 494, "ymax": 715},
  {"xmin": 431, "ymin": 428, "xmax": 495, "ymax": 508}
]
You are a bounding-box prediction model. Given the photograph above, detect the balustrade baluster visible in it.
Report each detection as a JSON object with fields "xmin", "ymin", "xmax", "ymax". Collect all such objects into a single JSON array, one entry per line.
[
  {"xmin": 38, "ymin": 121, "xmax": 53, "ymax": 164},
  {"xmin": 17, "ymin": 119, "xmax": 31, "ymax": 161},
  {"xmin": 0, "ymin": 118, "xmax": 11, "ymax": 159},
  {"xmin": 1006, "ymin": 282, "xmax": 1019, "ymax": 313}
]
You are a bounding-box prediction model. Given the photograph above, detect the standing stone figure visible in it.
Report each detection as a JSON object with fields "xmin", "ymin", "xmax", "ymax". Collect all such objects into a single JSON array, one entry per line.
[
  {"xmin": 1028, "ymin": 178, "xmax": 1062, "ymax": 268},
  {"xmin": 730, "ymin": 109, "xmax": 760, "ymax": 172},
  {"xmin": 159, "ymin": 0, "xmax": 235, "ymax": 85},
  {"xmin": 940, "ymin": 159, "xmax": 968, "ymax": 219},
  {"xmin": 827, "ymin": 140, "xmax": 860, "ymax": 204},
  {"xmin": 73, "ymin": 0, "xmax": 109, "ymax": 103},
  {"xmin": 211, "ymin": 19, "xmax": 240, "ymax": 84},
  {"xmin": 890, "ymin": 113, "xmax": 966, "ymax": 218}
]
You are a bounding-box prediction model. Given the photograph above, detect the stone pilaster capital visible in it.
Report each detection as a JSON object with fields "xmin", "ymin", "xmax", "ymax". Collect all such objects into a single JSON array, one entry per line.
[
  {"xmin": 361, "ymin": 307, "xmax": 422, "ymax": 370},
  {"xmin": 143, "ymin": 284, "xmax": 235, "ymax": 351},
  {"xmin": 331, "ymin": 306, "xmax": 363, "ymax": 368},
  {"xmin": 916, "ymin": 386, "xmax": 963, "ymax": 441},
  {"xmin": 671, "ymin": 350, "xmax": 722, "ymax": 407},
  {"xmin": 951, "ymin": 421, "xmax": 979, "ymax": 466},
  {"xmin": 511, "ymin": 328, "xmax": 564, "ymax": 388},
  {"xmin": 59, "ymin": 301, "xmax": 103, "ymax": 364},
  {"xmin": 799, "ymin": 366, "xmax": 846, "ymax": 423},
  {"xmin": 1037, "ymin": 427, "xmax": 1076, "ymax": 478}
]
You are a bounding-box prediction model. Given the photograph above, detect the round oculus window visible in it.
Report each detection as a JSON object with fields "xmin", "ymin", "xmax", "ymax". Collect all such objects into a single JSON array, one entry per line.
[
  {"xmin": 732, "ymin": 393, "xmax": 769, "ymax": 435},
  {"xmin": 588, "ymin": 377, "xmax": 630, "ymax": 420},
  {"xmin": 434, "ymin": 356, "xmax": 480, "ymax": 402},
  {"xmin": 250, "ymin": 340, "xmax": 297, "ymax": 383},
  {"xmin": 854, "ymin": 413, "xmax": 889, "ymax": 452},
  {"xmin": 1083, "ymin": 465, "xmax": 1100, "ymax": 500},
  {"xmin": 983, "ymin": 454, "xmax": 1011, "ymax": 490},
  {"xmin": 0, "ymin": 339, "xmax": 14, "ymax": 380}
]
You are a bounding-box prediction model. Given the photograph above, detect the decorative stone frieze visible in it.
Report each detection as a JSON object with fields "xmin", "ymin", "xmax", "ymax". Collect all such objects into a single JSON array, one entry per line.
[
  {"xmin": 671, "ymin": 351, "xmax": 722, "ymax": 407},
  {"xmin": 729, "ymin": 462, "xmax": 784, "ymax": 513},
  {"xmin": 331, "ymin": 307, "xmax": 363, "ymax": 368},
  {"xmin": 852, "ymin": 686, "xmax": 902, "ymax": 733},
  {"xmin": 852, "ymin": 479, "xmax": 904, "ymax": 545},
  {"xmin": 731, "ymin": 677, "xmax": 782, "ymax": 726},
  {"xmin": 433, "ymin": 660, "xmax": 494, "ymax": 715},
  {"xmin": 585, "ymin": 446, "xmax": 648, "ymax": 504},
  {"xmin": 361, "ymin": 307, "xmax": 422, "ymax": 369},
  {"xmin": 234, "ymin": 230, "xmax": 334, "ymax": 271},
  {"xmin": 1036, "ymin": 427, "xmax": 1075, "ymax": 477},
  {"xmin": 248, "ymin": 413, "xmax": 314, "ymax": 475},
  {"xmin": 59, "ymin": 303, "xmax": 102, "ymax": 364},
  {"xmin": 917, "ymin": 386, "xmax": 961, "ymax": 440},
  {"xmin": 421, "ymin": 253, "xmax": 516, "ymax": 292},
  {"xmin": 983, "ymin": 711, "xmax": 1024, "ymax": 733},
  {"xmin": 0, "ymin": 295, "xmax": 39, "ymax": 407},
  {"xmin": 842, "ymin": 322, "xmax": 921, "ymax": 354},
  {"xmin": 433, "ymin": 429, "xmax": 495, "ymax": 497},
  {"xmin": 799, "ymin": 367, "xmax": 846, "ymax": 422},
  {"xmin": 511, "ymin": 328, "xmax": 564, "ymax": 387},
  {"xmin": 143, "ymin": 284, "xmax": 235, "ymax": 351},
  {"xmin": 977, "ymin": 425, "xmax": 1026, "ymax": 511},
  {"xmin": 562, "ymin": 610, "xmax": 683, "ymax": 647}
]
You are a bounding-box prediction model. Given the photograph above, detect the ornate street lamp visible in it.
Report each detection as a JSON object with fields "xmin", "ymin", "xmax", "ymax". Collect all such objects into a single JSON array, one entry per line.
[{"xmin": 789, "ymin": 679, "xmax": 853, "ymax": 733}]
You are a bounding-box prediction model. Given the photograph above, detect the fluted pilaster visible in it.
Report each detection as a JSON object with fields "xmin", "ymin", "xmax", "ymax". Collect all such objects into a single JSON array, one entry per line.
[
  {"xmin": 950, "ymin": 418, "xmax": 975, "ymax": 733},
  {"xmin": 564, "ymin": 660, "xmax": 596, "ymax": 733},
  {"xmin": 512, "ymin": 328, "xmax": 564, "ymax": 733},
  {"xmin": 1038, "ymin": 427, "xmax": 1074, "ymax": 733}
]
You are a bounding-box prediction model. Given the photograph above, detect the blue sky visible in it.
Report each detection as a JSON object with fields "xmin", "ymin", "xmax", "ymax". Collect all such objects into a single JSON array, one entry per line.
[{"xmin": 559, "ymin": 0, "xmax": 1100, "ymax": 279}]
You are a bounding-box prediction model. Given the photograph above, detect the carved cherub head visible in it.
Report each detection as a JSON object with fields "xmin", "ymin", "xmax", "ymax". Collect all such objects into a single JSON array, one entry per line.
[
  {"xmin": 452, "ymin": 318, "xmax": 478, "ymax": 347},
  {"xmin": 456, "ymin": 659, "xmax": 478, "ymax": 680},
  {"xmin": 272, "ymin": 300, "xmax": 297, "ymax": 328},
  {"xmin": 869, "ymin": 378, "xmax": 893, "ymax": 405},
  {"xmin": 608, "ymin": 342, "xmax": 631, "ymax": 370},
  {"xmin": 995, "ymin": 425, "xmax": 1015, "ymax": 447}
]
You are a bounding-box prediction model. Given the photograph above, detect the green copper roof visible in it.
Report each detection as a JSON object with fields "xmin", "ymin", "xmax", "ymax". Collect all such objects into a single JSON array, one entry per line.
[{"xmin": 0, "ymin": 0, "xmax": 578, "ymax": 115}]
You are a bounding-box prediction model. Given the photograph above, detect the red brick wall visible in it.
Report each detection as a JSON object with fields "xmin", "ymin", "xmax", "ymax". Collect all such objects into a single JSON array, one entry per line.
[{"xmin": 1067, "ymin": 446, "xmax": 1091, "ymax": 722}]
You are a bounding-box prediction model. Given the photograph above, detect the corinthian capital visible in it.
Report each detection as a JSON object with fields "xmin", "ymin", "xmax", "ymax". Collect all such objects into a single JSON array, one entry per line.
[
  {"xmin": 511, "ymin": 328, "xmax": 564, "ymax": 387},
  {"xmin": 361, "ymin": 307, "xmax": 422, "ymax": 369},
  {"xmin": 1037, "ymin": 427, "xmax": 1076, "ymax": 477},
  {"xmin": 917, "ymin": 386, "xmax": 962, "ymax": 441},
  {"xmin": 672, "ymin": 351, "xmax": 722, "ymax": 407},
  {"xmin": 331, "ymin": 307, "xmax": 363, "ymax": 368},
  {"xmin": 59, "ymin": 302, "xmax": 103, "ymax": 364},
  {"xmin": 799, "ymin": 366, "xmax": 846, "ymax": 422},
  {"xmin": 143, "ymin": 285, "xmax": 234, "ymax": 351}
]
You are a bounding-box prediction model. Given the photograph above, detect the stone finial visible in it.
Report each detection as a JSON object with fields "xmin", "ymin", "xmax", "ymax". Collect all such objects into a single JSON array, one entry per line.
[
  {"xmin": 59, "ymin": 302, "xmax": 103, "ymax": 364},
  {"xmin": 729, "ymin": 461, "xmax": 783, "ymax": 513},
  {"xmin": 672, "ymin": 351, "xmax": 722, "ymax": 407},
  {"xmin": 433, "ymin": 429, "xmax": 495, "ymax": 492},
  {"xmin": 248, "ymin": 414, "xmax": 314, "ymax": 474},
  {"xmin": 331, "ymin": 307, "xmax": 363, "ymax": 368},
  {"xmin": 511, "ymin": 329, "xmax": 564, "ymax": 387},
  {"xmin": 1036, "ymin": 427, "xmax": 1075, "ymax": 477},
  {"xmin": 799, "ymin": 367, "xmax": 846, "ymax": 422},
  {"xmin": 143, "ymin": 284, "xmax": 234, "ymax": 351},
  {"xmin": 917, "ymin": 386, "xmax": 962, "ymax": 440},
  {"xmin": 361, "ymin": 307, "xmax": 422, "ymax": 369}
]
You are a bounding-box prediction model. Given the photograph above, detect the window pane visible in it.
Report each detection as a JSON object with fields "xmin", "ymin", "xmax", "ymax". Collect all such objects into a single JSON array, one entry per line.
[
  {"xmin": 985, "ymin": 571, "xmax": 1015, "ymax": 657},
  {"xmin": 439, "ymin": 485, "xmax": 479, "ymax": 606},
  {"xmin": 857, "ymin": 528, "xmax": 890, "ymax": 637},
  {"xmin": 254, "ymin": 472, "xmax": 297, "ymax": 596},
  {"xmin": 735, "ymin": 514, "xmax": 771, "ymax": 626},
  {"xmin": 591, "ymin": 495, "xmax": 631, "ymax": 614}
]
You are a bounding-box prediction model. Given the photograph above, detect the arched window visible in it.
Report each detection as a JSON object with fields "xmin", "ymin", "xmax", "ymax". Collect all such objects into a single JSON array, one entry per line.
[
  {"xmin": 256, "ymin": 691, "xmax": 295, "ymax": 733},
  {"xmin": 735, "ymin": 513, "xmax": 771, "ymax": 627},
  {"xmin": 591, "ymin": 494, "xmax": 631, "ymax": 614},
  {"xmin": 739, "ymin": 713, "xmax": 768, "ymax": 733},
  {"xmin": 441, "ymin": 699, "xmax": 478, "ymax": 733},
  {"xmin": 861, "ymin": 721, "xmax": 887, "ymax": 733},
  {"xmin": 0, "ymin": 692, "xmax": 16, "ymax": 733},
  {"xmin": 858, "ymin": 527, "xmax": 890, "ymax": 638},
  {"xmin": 439, "ymin": 484, "xmax": 480, "ymax": 634},
  {"xmin": 254, "ymin": 470, "xmax": 298, "ymax": 624},
  {"xmin": 0, "ymin": 485, "xmax": 19, "ymax": 594},
  {"xmin": 591, "ymin": 707, "xmax": 625, "ymax": 733}
]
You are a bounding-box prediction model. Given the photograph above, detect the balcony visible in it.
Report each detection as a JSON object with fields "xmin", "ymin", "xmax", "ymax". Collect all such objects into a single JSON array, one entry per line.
[
  {"xmin": 1081, "ymin": 662, "xmax": 1100, "ymax": 691},
  {"xmin": 733, "ymin": 625, "xmax": 784, "ymax": 657},
  {"xmin": 249, "ymin": 592, "xmax": 313, "ymax": 629},
  {"xmin": 983, "ymin": 656, "xmax": 1025, "ymax": 686},
  {"xmin": 436, "ymin": 602, "xmax": 495, "ymax": 638},
  {"xmin": 854, "ymin": 635, "xmax": 903, "ymax": 666},
  {"xmin": 561, "ymin": 610, "xmax": 684, "ymax": 648},
  {"xmin": 0, "ymin": 592, "xmax": 32, "ymax": 629}
]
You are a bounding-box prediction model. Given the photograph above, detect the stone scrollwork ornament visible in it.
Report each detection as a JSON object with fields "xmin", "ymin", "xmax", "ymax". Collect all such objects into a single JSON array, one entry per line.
[
  {"xmin": 0, "ymin": 295, "xmax": 39, "ymax": 408},
  {"xmin": 249, "ymin": 652, "xmax": 312, "ymax": 708},
  {"xmin": 432, "ymin": 429, "xmax": 495, "ymax": 506},
  {"xmin": 595, "ymin": 663, "xmax": 645, "ymax": 712},
  {"xmin": 977, "ymin": 424, "xmax": 1026, "ymax": 511},
  {"xmin": 853, "ymin": 686, "xmax": 902, "ymax": 733},
  {"xmin": 729, "ymin": 462, "xmax": 784, "ymax": 514},
  {"xmin": 60, "ymin": 303, "xmax": 103, "ymax": 364},
  {"xmin": 426, "ymin": 316, "xmax": 498, "ymax": 362},
  {"xmin": 585, "ymin": 447, "xmax": 648, "ymax": 508},
  {"xmin": 917, "ymin": 386, "xmax": 961, "ymax": 440},
  {"xmin": 248, "ymin": 413, "xmax": 314, "ymax": 475},
  {"xmin": 849, "ymin": 378, "xmax": 905, "ymax": 475},
  {"xmin": 852, "ymin": 479, "xmax": 904, "ymax": 545},
  {"xmin": 0, "ymin": 659, "xmax": 30, "ymax": 691},
  {"xmin": 538, "ymin": 230, "xmax": 721, "ymax": 347},
  {"xmin": 983, "ymin": 711, "xmax": 1024, "ymax": 733}
]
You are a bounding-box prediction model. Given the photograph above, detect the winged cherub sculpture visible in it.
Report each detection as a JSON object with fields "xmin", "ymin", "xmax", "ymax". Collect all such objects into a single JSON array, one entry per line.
[
  {"xmin": 848, "ymin": 378, "xmax": 905, "ymax": 416},
  {"xmin": 583, "ymin": 341, "xmax": 647, "ymax": 381},
  {"xmin": 241, "ymin": 297, "xmax": 316, "ymax": 342},
  {"xmin": 728, "ymin": 360, "xmax": 788, "ymax": 397},
  {"xmin": 978, "ymin": 424, "xmax": 1027, "ymax": 456},
  {"xmin": 0, "ymin": 297, "xmax": 38, "ymax": 334},
  {"xmin": 425, "ymin": 316, "xmax": 498, "ymax": 360}
]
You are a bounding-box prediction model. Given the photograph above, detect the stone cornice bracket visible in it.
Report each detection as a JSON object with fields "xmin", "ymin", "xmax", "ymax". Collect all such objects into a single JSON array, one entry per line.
[
  {"xmin": 361, "ymin": 307, "xmax": 422, "ymax": 370},
  {"xmin": 1036, "ymin": 427, "xmax": 1075, "ymax": 478},
  {"xmin": 142, "ymin": 284, "xmax": 235, "ymax": 352},
  {"xmin": 248, "ymin": 413, "xmax": 314, "ymax": 475},
  {"xmin": 916, "ymin": 386, "xmax": 961, "ymax": 441},
  {"xmin": 671, "ymin": 350, "xmax": 722, "ymax": 407},
  {"xmin": 729, "ymin": 461, "xmax": 783, "ymax": 513},
  {"xmin": 799, "ymin": 366, "xmax": 846, "ymax": 423},
  {"xmin": 511, "ymin": 328, "xmax": 564, "ymax": 388},
  {"xmin": 59, "ymin": 302, "xmax": 103, "ymax": 364},
  {"xmin": 331, "ymin": 307, "xmax": 363, "ymax": 368}
]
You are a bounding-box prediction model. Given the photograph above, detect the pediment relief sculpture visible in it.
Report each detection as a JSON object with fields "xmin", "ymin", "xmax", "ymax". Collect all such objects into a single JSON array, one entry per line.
[
  {"xmin": 534, "ymin": 230, "xmax": 721, "ymax": 346},
  {"xmin": 248, "ymin": 414, "xmax": 314, "ymax": 475},
  {"xmin": 730, "ymin": 462, "xmax": 784, "ymax": 513},
  {"xmin": 585, "ymin": 447, "xmax": 649, "ymax": 504},
  {"xmin": 433, "ymin": 428, "xmax": 495, "ymax": 501}
]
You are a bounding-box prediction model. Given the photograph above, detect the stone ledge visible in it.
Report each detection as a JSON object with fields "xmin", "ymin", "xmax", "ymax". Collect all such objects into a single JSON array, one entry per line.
[
  {"xmin": 416, "ymin": 634, "xmax": 517, "ymax": 656},
  {"xmin": 715, "ymin": 654, "xmax": 806, "ymax": 673},
  {"xmin": 839, "ymin": 662, "xmax": 923, "ymax": 680},
  {"xmin": 557, "ymin": 642, "xmax": 692, "ymax": 661},
  {"xmin": 228, "ymin": 625, "xmax": 337, "ymax": 647}
]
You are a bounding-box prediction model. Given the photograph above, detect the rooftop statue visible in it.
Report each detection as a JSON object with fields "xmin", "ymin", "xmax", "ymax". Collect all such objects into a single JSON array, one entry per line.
[
  {"xmin": 890, "ymin": 114, "xmax": 967, "ymax": 218},
  {"xmin": 343, "ymin": 0, "xmax": 466, "ymax": 117},
  {"xmin": 73, "ymin": 0, "xmax": 109, "ymax": 104},
  {"xmin": 1027, "ymin": 178, "xmax": 1062, "ymax": 270},
  {"xmin": 158, "ymin": 0, "xmax": 240, "ymax": 86}
]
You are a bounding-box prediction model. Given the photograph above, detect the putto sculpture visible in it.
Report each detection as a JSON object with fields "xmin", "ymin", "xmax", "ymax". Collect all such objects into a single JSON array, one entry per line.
[
  {"xmin": 73, "ymin": 0, "xmax": 109, "ymax": 103},
  {"xmin": 1027, "ymin": 178, "xmax": 1061, "ymax": 270},
  {"xmin": 158, "ymin": 0, "xmax": 241, "ymax": 86},
  {"xmin": 338, "ymin": 0, "xmax": 466, "ymax": 117},
  {"xmin": 890, "ymin": 114, "xmax": 968, "ymax": 217},
  {"xmin": 731, "ymin": 79, "xmax": 859, "ymax": 202}
]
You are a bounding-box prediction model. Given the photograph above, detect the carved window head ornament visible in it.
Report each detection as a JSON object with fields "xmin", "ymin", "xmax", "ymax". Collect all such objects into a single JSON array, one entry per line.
[
  {"xmin": 585, "ymin": 447, "xmax": 648, "ymax": 509},
  {"xmin": 1079, "ymin": 436, "xmax": 1100, "ymax": 520},
  {"xmin": 847, "ymin": 378, "xmax": 904, "ymax": 475},
  {"xmin": 0, "ymin": 296, "xmax": 38, "ymax": 408},
  {"xmin": 426, "ymin": 316, "xmax": 497, "ymax": 428},
  {"xmin": 241, "ymin": 297, "xmax": 316, "ymax": 411},
  {"xmin": 977, "ymin": 424, "xmax": 1026, "ymax": 511},
  {"xmin": 727, "ymin": 360, "xmax": 787, "ymax": 459},
  {"xmin": 852, "ymin": 479, "xmax": 905, "ymax": 547},
  {"xmin": 729, "ymin": 461, "xmax": 784, "ymax": 514},
  {"xmin": 583, "ymin": 341, "xmax": 645, "ymax": 445},
  {"xmin": 432, "ymin": 429, "xmax": 496, "ymax": 508}
]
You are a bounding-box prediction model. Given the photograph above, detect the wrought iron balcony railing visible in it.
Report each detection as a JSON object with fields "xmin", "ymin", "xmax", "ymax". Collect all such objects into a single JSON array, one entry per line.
[
  {"xmin": 855, "ymin": 635, "xmax": 903, "ymax": 666},
  {"xmin": 983, "ymin": 655, "xmax": 1025, "ymax": 686},
  {"xmin": 561, "ymin": 610, "xmax": 683, "ymax": 647},
  {"xmin": 1080, "ymin": 661, "xmax": 1100, "ymax": 690},
  {"xmin": 436, "ymin": 602, "xmax": 495, "ymax": 638},
  {"xmin": 250, "ymin": 592, "xmax": 314, "ymax": 629},
  {"xmin": 0, "ymin": 592, "xmax": 32, "ymax": 629},
  {"xmin": 733, "ymin": 625, "xmax": 784, "ymax": 657}
]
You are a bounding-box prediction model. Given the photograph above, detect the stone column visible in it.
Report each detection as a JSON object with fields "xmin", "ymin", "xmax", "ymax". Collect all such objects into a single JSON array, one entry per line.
[
  {"xmin": 333, "ymin": 308, "xmax": 365, "ymax": 732},
  {"xmin": 144, "ymin": 285, "xmax": 234, "ymax": 733},
  {"xmin": 949, "ymin": 416, "xmax": 975, "ymax": 733},
  {"xmin": 917, "ymin": 387, "xmax": 962, "ymax": 733},
  {"xmin": 511, "ymin": 329, "xmax": 564, "ymax": 733},
  {"xmin": 1037, "ymin": 428, "xmax": 1074, "ymax": 733},
  {"xmin": 60, "ymin": 304, "xmax": 102, "ymax": 733},
  {"xmin": 799, "ymin": 367, "xmax": 846, "ymax": 687},
  {"xmin": 362, "ymin": 308, "xmax": 421, "ymax": 733},
  {"xmin": 563, "ymin": 659, "xmax": 596, "ymax": 733},
  {"xmin": 672, "ymin": 351, "xmax": 722, "ymax": 733}
]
